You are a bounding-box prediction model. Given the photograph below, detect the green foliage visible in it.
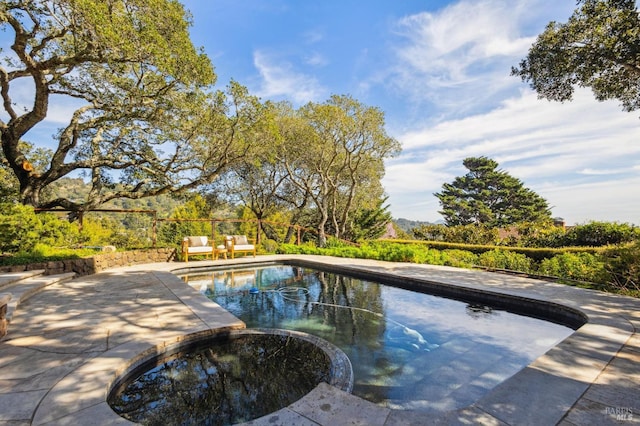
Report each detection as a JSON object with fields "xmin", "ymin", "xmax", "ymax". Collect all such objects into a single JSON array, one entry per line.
[
  {"xmin": 345, "ymin": 197, "xmax": 393, "ymax": 242},
  {"xmin": 477, "ymin": 249, "xmax": 533, "ymax": 273},
  {"xmin": 268, "ymin": 96, "xmax": 400, "ymax": 246},
  {"xmin": 412, "ymin": 220, "xmax": 639, "ymax": 250},
  {"xmin": 2, "ymin": 1, "xmax": 273, "ymax": 212},
  {"xmin": 277, "ymin": 240, "xmax": 624, "ymax": 291},
  {"xmin": 538, "ymin": 252, "xmax": 608, "ymax": 283},
  {"xmin": 261, "ymin": 239, "xmax": 279, "ymax": 254},
  {"xmin": 277, "ymin": 243, "xmax": 318, "ymax": 255},
  {"xmin": 440, "ymin": 249, "xmax": 479, "ymax": 268},
  {"xmin": 237, "ymin": 206, "xmax": 257, "ymax": 240},
  {"xmin": 158, "ymin": 195, "xmax": 213, "ymax": 246},
  {"xmin": 0, "ymin": 204, "xmax": 42, "ymax": 253},
  {"xmin": 389, "ymin": 222, "xmax": 412, "ymax": 240},
  {"xmin": 511, "ymin": 221, "xmax": 568, "ymax": 248},
  {"xmin": 77, "ymin": 215, "xmax": 155, "ymax": 248},
  {"xmin": 435, "ymin": 157, "xmax": 551, "ymax": 227},
  {"xmin": 369, "ymin": 243, "xmax": 430, "ymax": 263},
  {"xmin": 39, "ymin": 212, "xmax": 81, "ymax": 247},
  {"xmin": 393, "ymin": 218, "xmax": 432, "ymax": 235},
  {"xmin": 564, "ymin": 221, "xmax": 640, "ymax": 247},
  {"xmin": 0, "ymin": 244, "xmax": 100, "ymax": 267},
  {"xmin": 601, "ymin": 242, "xmax": 640, "ymax": 295},
  {"xmin": 513, "ymin": 0, "xmax": 640, "ymax": 115},
  {"xmin": 0, "ymin": 203, "xmax": 160, "ymax": 252},
  {"xmin": 384, "ymin": 238, "xmax": 603, "ymax": 261},
  {"xmin": 0, "ymin": 203, "xmax": 82, "ymax": 253},
  {"xmin": 261, "ymin": 210, "xmax": 295, "ymax": 243},
  {"xmin": 0, "ymin": 203, "xmax": 133, "ymax": 266},
  {"xmin": 412, "ymin": 223, "xmax": 498, "ymax": 245}
]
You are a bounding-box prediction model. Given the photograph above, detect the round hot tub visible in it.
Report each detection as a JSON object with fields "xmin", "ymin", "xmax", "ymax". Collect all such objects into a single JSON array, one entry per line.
[{"xmin": 108, "ymin": 328, "xmax": 353, "ymax": 425}]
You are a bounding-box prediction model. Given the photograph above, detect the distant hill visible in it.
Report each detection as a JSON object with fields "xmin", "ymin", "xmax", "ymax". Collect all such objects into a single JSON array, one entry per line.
[
  {"xmin": 42, "ymin": 177, "xmax": 183, "ymax": 217},
  {"xmin": 393, "ymin": 218, "xmax": 438, "ymax": 234}
]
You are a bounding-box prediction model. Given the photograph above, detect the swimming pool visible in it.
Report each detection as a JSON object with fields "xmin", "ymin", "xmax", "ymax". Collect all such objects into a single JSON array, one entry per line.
[{"xmin": 181, "ymin": 263, "xmax": 575, "ymax": 412}]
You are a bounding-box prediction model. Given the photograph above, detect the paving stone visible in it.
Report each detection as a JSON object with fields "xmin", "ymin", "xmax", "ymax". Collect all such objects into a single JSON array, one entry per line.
[
  {"xmin": 0, "ymin": 389, "xmax": 48, "ymax": 421},
  {"xmin": 476, "ymin": 366, "xmax": 590, "ymax": 426},
  {"xmin": 31, "ymin": 366, "xmax": 113, "ymax": 425},
  {"xmin": 427, "ymin": 406, "xmax": 508, "ymax": 426},
  {"xmin": 33, "ymin": 402, "xmax": 132, "ymax": 426},
  {"xmin": 561, "ymin": 397, "xmax": 639, "ymax": 426},
  {"xmin": 289, "ymin": 382, "xmax": 390, "ymax": 426},
  {"xmin": 242, "ymin": 408, "xmax": 319, "ymax": 426},
  {"xmin": 2, "ymin": 256, "xmax": 640, "ymax": 425},
  {"xmin": 555, "ymin": 330, "xmax": 626, "ymax": 362},
  {"xmin": 530, "ymin": 344, "xmax": 610, "ymax": 383}
]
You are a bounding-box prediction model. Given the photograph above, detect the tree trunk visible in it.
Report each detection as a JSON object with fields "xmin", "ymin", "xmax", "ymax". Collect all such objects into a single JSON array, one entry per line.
[{"xmin": 317, "ymin": 212, "xmax": 328, "ymax": 247}]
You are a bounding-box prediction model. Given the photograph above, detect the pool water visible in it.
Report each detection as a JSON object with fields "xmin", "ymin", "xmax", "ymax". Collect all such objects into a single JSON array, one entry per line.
[
  {"xmin": 108, "ymin": 329, "xmax": 351, "ymax": 425},
  {"xmin": 182, "ymin": 265, "xmax": 574, "ymax": 412}
]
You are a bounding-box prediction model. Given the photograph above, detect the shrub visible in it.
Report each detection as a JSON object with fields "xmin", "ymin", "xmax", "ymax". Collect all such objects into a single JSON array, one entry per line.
[
  {"xmin": 367, "ymin": 242, "xmax": 431, "ymax": 263},
  {"xmin": 261, "ymin": 239, "xmax": 279, "ymax": 253},
  {"xmin": 0, "ymin": 203, "xmax": 42, "ymax": 252},
  {"xmin": 0, "ymin": 244, "xmax": 100, "ymax": 266},
  {"xmin": 513, "ymin": 221, "xmax": 567, "ymax": 248},
  {"xmin": 538, "ymin": 252, "xmax": 607, "ymax": 283},
  {"xmin": 39, "ymin": 212, "xmax": 80, "ymax": 246},
  {"xmin": 441, "ymin": 249, "xmax": 478, "ymax": 268},
  {"xmin": 564, "ymin": 221, "xmax": 640, "ymax": 247},
  {"xmin": 412, "ymin": 223, "xmax": 498, "ymax": 245},
  {"xmin": 277, "ymin": 242, "xmax": 319, "ymax": 255},
  {"xmin": 602, "ymin": 242, "xmax": 640, "ymax": 295},
  {"xmin": 477, "ymin": 249, "xmax": 532, "ymax": 272}
]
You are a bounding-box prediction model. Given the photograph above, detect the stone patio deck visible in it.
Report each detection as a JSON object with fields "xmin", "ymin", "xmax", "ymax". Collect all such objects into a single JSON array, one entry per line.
[{"xmin": 1, "ymin": 255, "xmax": 638, "ymax": 425}]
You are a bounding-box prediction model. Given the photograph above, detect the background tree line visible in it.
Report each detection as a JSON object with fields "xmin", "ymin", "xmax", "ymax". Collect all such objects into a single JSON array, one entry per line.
[
  {"xmin": 2, "ymin": 0, "xmax": 639, "ymax": 293},
  {"xmin": 0, "ymin": 1, "xmax": 399, "ymax": 246}
]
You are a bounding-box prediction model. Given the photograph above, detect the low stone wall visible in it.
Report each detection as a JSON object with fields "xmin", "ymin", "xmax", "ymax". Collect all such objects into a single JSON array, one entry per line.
[{"xmin": 0, "ymin": 248, "xmax": 177, "ymax": 276}]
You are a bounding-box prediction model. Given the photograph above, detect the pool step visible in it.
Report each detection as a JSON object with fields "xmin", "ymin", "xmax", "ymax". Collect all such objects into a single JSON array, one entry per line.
[
  {"xmin": 0, "ymin": 269, "xmax": 46, "ymax": 290},
  {"xmin": 0, "ymin": 271, "xmax": 76, "ymax": 339}
]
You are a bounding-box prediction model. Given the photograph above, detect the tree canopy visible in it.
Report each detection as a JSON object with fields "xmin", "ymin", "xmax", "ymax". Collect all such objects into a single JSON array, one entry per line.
[
  {"xmin": 218, "ymin": 96, "xmax": 401, "ymax": 246},
  {"xmin": 434, "ymin": 157, "xmax": 552, "ymax": 227},
  {"xmin": 512, "ymin": 0, "xmax": 640, "ymax": 114},
  {"xmin": 1, "ymin": 1, "xmax": 399, "ymax": 245},
  {"xmin": 1, "ymin": 0, "xmax": 264, "ymax": 213}
]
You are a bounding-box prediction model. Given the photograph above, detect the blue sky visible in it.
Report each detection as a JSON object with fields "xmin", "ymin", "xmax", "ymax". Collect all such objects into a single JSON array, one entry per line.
[
  {"xmin": 179, "ymin": 0, "xmax": 640, "ymax": 226},
  {"xmin": 2, "ymin": 1, "xmax": 639, "ymax": 225}
]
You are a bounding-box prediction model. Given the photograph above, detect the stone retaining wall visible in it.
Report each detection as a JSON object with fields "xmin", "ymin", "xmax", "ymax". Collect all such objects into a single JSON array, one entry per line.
[{"xmin": 0, "ymin": 248, "xmax": 177, "ymax": 276}]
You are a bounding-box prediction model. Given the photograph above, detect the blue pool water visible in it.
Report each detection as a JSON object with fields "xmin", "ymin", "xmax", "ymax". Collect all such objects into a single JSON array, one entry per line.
[{"xmin": 182, "ymin": 264, "xmax": 574, "ymax": 412}]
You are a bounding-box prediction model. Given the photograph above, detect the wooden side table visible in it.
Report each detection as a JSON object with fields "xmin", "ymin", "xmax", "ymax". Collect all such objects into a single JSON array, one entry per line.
[{"xmin": 215, "ymin": 248, "xmax": 228, "ymax": 260}]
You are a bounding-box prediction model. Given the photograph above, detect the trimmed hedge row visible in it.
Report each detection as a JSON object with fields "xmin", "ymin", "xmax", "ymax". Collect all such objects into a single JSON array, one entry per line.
[
  {"xmin": 380, "ymin": 239, "xmax": 604, "ymax": 262},
  {"xmin": 278, "ymin": 239, "xmax": 638, "ymax": 296}
]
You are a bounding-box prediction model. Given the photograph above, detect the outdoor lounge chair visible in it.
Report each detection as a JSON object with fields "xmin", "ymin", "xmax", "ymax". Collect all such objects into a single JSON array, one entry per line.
[
  {"xmin": 224, "ymin": 235, "xmax": 256, "ymax": 258},
  {"xmin": 181, "ymin": 236, "xmax": 214, "ymax": 262}
]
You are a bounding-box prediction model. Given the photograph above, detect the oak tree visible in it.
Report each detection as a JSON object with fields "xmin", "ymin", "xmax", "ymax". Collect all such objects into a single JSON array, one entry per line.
[
  {"xmin": 0, "ymin": 1, "xmax": 262, "ymax": 214},
  {"xmin": 512, "ymin": 0, "xmax": 640, "ymax": 114},
  {"xmin": 278, "ymin": 96, "xmax": 400, "ymax": 246}
]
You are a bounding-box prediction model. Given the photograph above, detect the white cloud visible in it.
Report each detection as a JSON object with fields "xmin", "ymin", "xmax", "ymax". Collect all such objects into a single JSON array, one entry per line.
[
  {"xmin": 303, "ymin": 29, "xmax": 325, "ymax": 44},
  {"xmin": 304, "ymin": 51, "xmax": 328, "ymax": 67},
  {"xmin": 383, "ymin": 88, "xmax": 640, "ymax": 225},
  {"xmin": 252, "ymin": 50, "xmax": 327, "ymax": 104},
  {"xmin": 578, "ymin": 168, "xmax": 628, "ymax": 176},
  {"xmin": 541, "ymin": 176, "xmax": 640, "ymax": 225},
  {"xmin": 389, "ymin": 0, "xmax": 575, "ymax": 118}
]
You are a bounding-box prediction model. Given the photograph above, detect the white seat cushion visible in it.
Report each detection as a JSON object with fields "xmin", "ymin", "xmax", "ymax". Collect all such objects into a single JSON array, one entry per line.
[
  {"xmin": 186, "ymin": 246, "xmax": 213, "ymax": 254},
  {"xmin": 233, "ymin": 244, "xmax": 255, "ymax": 251}
]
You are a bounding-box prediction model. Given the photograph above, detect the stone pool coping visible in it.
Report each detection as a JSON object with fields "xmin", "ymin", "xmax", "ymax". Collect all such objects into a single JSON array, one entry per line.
[{"xmin": 1, "ymin": 254, "xmax": 639, "ymax": 425}]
